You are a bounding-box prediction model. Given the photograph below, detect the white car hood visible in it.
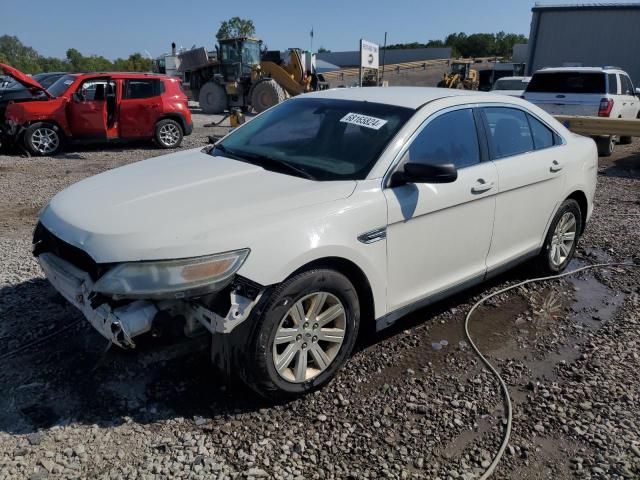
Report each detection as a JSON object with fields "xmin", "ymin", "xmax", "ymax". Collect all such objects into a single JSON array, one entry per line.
[{"xmin": 40, "ymin": 148, "xmax": 357, "ymax": 263}]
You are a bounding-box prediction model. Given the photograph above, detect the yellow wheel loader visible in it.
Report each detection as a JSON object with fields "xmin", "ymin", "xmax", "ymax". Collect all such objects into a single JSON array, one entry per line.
[
  {"xmin": 179, "ymin": 37, "xmax": 328, "ymax": 114},
  {"xmin": 437, "ymin": 61, "xmax": 479, "ymax": 90}
]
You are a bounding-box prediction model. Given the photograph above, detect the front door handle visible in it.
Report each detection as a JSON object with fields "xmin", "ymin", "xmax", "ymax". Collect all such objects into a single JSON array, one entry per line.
[
  {"xmin": 471, "ymin": 179, "xmax": 494, "ymax": 194},
  {"xmin": 550, "ymin": 160, "xmax": 563, "ymax": 173}
]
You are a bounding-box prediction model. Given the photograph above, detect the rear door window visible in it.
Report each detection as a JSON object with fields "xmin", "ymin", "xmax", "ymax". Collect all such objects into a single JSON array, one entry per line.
[
  {"xmin": 482, "ymin": 107, "xmax": 534, "ymax": 158},
  {"xmin": 527, "ymin": 72, "xmax": 606, "ymax": 94},
  {"xmin": 123, "ymin": 79, "xmax": 161, "ymax": 99},
  {"xmin": 527, "ymin": 114, "xmax": 556, "ymax": 150},
  {"xmin": 621, "ymin": 75, "xmax": 635, "ymax": 95}
]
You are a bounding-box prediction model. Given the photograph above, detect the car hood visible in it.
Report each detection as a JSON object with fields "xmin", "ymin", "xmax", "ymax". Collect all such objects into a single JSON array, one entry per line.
[
  {"xmin": 40, "ymin": 148, "xmax": 357, "ymax": 263},
  {"xmin": 0, "ymin": 64, "xmax": 49, "ymax": 97}
]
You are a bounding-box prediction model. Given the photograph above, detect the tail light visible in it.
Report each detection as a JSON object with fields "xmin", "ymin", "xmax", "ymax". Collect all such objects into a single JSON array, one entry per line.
[{"xmin": 598, "ymin": 98, "xmax": 614, "ymax": 117}]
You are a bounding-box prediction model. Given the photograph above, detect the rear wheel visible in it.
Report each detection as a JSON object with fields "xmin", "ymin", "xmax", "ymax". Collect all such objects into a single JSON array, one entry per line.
[
  {"xmin": 24, "ymin": 123, "xmax": 63, "ymax": 156},
  {"xmin": 596, "ymin": 135, "xmax": 614, "ymax": 157},
  {"xmin": 251, "ymin": 79, "xmax": 286, "ymax": 113},
  {"xmin": 198, "ymin": 82, "xmax": 228, "ymax": 114},
  {"xmin": 619, "ymin": 136, "xmax": 633, "ymax": 145},
  {"xmin": 228, "ymin": 269, "xmax": 360, "ymax": 399},
  {"xmin": 535, "ymin": 199, "xmax": 582, "ymax": 274},
  {"xmin": 154, "ymin": 119, "xmax": 183, "ymax": 148}
]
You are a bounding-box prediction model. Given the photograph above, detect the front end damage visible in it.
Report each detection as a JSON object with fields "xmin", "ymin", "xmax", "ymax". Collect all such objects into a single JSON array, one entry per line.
[{"xmin": 33, "ymin": 225, "xmax": 265, "ymax": 349}]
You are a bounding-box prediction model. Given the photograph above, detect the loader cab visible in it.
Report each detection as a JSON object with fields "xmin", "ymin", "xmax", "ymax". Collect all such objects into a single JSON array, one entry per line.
[
  {"xmin": 218, "ymin": 37, "xmax": 262, "ymax": 81},
  {"xmin": 451, "ymin": 62, "xmax": 471, "ymax": 80}
]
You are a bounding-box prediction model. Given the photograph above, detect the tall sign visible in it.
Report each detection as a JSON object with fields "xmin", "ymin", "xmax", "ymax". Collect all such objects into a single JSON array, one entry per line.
[{"xmin": 359, "ymin": 39, "xmax": 380, "ymax": 87}]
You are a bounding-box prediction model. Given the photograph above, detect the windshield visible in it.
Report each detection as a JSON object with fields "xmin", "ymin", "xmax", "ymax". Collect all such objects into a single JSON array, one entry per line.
[
  {"xmin": 527, "ymin": 72, "xmax": 606, "ymax": 94},
  {"xmin": 46, "ymin": 74, "xmax": 76, "ymax": 97},
  {"xmin": 493, "ymin": 79, "xmax": 526, "ymax": 91},
  {"xmin": 213, "ymin": 98, "xmax": 414, "ymax": 181}
]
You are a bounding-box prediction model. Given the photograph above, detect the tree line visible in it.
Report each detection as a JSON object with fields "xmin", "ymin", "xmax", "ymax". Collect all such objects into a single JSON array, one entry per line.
[
  {"xmin": 0, "ymin": 35, "xmax": 152, "ymax": 74},
  {"xmin": 386, "ymin": 31, "xmax": 527, "ymax": 58}
]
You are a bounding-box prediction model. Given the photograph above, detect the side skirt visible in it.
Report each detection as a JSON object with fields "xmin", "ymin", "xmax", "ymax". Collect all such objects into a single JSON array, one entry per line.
[{"xmin": 375, "ymin": 248, "xmax": 540, "ymax": 332}]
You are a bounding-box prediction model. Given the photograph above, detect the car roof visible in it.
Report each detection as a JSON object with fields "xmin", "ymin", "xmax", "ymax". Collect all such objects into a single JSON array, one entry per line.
[
  {"xmin": 537, "ymin": 67, "xmax": 625, "ymax": 74},
  {"xmin": 74, "ymin": 72, "xmax": 175, "ymax": 81},
  {"xmin": 300, "ymin": 86, "xmax": 492, "ymax": 109}
]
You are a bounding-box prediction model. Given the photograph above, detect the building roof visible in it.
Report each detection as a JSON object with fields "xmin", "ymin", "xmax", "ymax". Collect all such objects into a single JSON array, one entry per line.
[
  {"xmin": 317, "ymin": 48, "xmax": 451, "ymax": 68},
  {"xmin": 533, "ymin": 2, "xmax": 640, "ymax": 12},
  {"xmin": 300, "ymin": 86, "xmax": 493, "ymax": 109}
]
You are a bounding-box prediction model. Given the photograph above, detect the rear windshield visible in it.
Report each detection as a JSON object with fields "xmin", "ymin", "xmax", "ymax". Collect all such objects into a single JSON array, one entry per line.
[
  {"xmin": 527, "ymin": 72, "xmax": 606, "ymax": 94},
  {"xmin": 493, "ymin": 79, "xmax": 526, "ymax": 91},
  {"xmin": 46, "ymin": 75, "xmax": 76, "ymax": 97}
]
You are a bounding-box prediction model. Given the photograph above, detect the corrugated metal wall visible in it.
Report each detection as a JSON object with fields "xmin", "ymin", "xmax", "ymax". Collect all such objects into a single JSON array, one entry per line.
[{"xmin": 528, "ymin": 7, "xmax": 640, "ymax": 85}]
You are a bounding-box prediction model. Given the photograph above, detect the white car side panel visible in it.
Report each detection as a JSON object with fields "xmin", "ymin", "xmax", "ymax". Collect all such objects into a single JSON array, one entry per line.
[{"xmin": 385, "ymin": 162, "xmax": 498, "ymax": 311}]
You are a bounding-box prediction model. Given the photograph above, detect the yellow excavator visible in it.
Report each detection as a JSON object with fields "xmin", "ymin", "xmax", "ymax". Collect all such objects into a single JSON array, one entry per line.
[
  {"xmin": 179, "ymin": 37, "xmax": 328, "ymax": 114},
  {"xmin": 437, "ymin": 60, "xmax": 479, "ymax": 90}
]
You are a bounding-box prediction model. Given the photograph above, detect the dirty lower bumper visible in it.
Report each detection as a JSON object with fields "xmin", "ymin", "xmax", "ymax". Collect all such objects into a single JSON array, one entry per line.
[{"xmin": 38, "ymin": 252, "xmax": 158, "ymax": 348}]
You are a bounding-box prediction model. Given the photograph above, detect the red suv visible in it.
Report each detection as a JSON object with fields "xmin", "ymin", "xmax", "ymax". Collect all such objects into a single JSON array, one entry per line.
[{"xmin": 0, "ymin": 64, "xmax": 192, "ymax": 156}]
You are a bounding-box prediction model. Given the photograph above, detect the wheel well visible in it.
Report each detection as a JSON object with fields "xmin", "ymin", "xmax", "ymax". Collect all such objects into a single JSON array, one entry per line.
[
  {"xmin": 157, "ymin": 114, "xmax": 185, "ymax": 132},
  {"xmin": 567, "ymin": 190, "xmax": 588, "ymax": 234},
  {"xmin": 290, "ymin": 257, "xmax": 375, "ymax": 334},
  {"xmin": 24, "ymin": 120, "xmax": 65, "ymax": 137}
]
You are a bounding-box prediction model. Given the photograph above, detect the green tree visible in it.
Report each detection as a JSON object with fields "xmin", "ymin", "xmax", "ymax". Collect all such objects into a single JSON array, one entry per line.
[
  {"xmin": 317, "ymin": 46, "xmax": 331, "ymax": 53},
  {"xmin": 216, "ymin": 17, "xmax": 256, "ymax": 40},
  {"xmin": 0, "ymin": 35, "xmax": 41, "ymax": 72}
]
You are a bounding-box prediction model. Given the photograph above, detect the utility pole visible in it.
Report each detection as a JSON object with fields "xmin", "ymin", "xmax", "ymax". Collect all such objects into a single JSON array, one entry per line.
[{"xmin": 381, "ymin": 32, "xmax": 387, "ymax": 85}]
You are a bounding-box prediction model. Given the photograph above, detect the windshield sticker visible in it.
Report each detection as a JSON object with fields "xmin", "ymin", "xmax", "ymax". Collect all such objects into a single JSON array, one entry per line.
[{"xmin": 340, "ymin": 113, "xmax": 388, "ymax": 130}]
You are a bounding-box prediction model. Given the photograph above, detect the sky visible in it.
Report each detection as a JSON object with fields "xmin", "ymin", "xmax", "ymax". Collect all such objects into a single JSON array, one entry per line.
[{"xmin": 2, "ymin": 0, "xmax": 640, "ymax": 60}]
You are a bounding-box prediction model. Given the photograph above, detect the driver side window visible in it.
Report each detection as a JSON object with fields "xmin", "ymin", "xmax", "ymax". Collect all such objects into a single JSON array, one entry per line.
[
  {"xmin": 78, "ymin": 80, "xmax": 113, "ymax": 101},
  {"xmin": 406, "ymin": 108, "xmax": 480, "ymax": 169}
]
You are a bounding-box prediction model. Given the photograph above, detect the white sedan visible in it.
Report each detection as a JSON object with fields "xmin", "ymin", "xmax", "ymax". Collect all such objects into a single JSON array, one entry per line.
[{"xmin": 34, "ymin": 87, "xmax": 597, "ymax": 398}]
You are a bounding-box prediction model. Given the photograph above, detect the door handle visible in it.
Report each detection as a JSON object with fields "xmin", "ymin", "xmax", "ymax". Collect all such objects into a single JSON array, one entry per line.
[
  {"xmin": 471, "ymin": 179, "xmax": 494, "ymax": 194},
  {"xmin": 550, "ymin": 160, "xmax": 563, "ymax": 173}
]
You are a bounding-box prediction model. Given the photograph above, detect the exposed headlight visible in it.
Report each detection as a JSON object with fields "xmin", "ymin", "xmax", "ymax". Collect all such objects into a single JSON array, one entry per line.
[{"xmin": 93, "ymin": 249, "xmax": 250, "ymax": 299}]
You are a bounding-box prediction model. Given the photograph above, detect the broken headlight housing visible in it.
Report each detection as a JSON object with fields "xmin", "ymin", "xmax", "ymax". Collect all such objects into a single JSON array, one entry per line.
[{"xmin": 93, "ymin": 249, "xmax": 250, "ymax": 300}]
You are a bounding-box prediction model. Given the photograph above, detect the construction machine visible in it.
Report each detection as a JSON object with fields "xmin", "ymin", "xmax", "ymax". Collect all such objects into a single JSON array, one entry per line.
[
  {"xmin": 179, "ymin": 37, "xmax": 328, "ymax": 114},
  {"xmin": 437, "ymin": 60, "xmax": 479, "ymax": 90}
]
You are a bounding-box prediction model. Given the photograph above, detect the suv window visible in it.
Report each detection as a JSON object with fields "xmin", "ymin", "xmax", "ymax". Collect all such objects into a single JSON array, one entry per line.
[
  {"xmin": 608, "ymin": 74, "xmax": 618, "ymax": 94},
  {"xmin": 405, "ymin": 109, "xmax": 480, "ymax": 169},
  {"xmin": 527, "ymin": 114, "xmax": 555, "ymax": 150},
  {"xmin": 527, "ymin": 72, "xmax": 606, "ymax": 94},
  {"xmin": 621, "ymin": 75, "xmax": 635, "ymax": 95},
  {"xmin": 78, "ymin": 79, "xmax": 114, "ymax": 101},
  {"xmin": 482, "ymin": 107, "xmax": 534, "ymax": 158},
  {"xmin": 123, "ymin": 79, "xmax": 161, "ymax": 99}
]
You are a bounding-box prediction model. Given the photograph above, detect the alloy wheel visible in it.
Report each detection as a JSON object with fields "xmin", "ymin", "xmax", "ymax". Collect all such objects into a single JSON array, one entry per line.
[
  {"xmin": 158, "ymin": 123, "xmax": 181, "ymax": 147},
  {"xmin": 272, "ymin": 292, "xmax": 346, "ymax": 383},
  {"xmin": 31, "ymin": 127, "xmax": 59, "ymax": 155},
  {"xmin": 549, "ymin": 211, "xmax": 577, "ymax": 267}
]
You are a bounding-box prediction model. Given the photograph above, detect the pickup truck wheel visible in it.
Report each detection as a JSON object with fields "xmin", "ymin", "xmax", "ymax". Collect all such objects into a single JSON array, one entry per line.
[
  {"xmin": 155, "ymin": 119, "xmax": 183, "ymax": 148},
  {"xmin": 238, "ymin": 269, "xmax": 360, "ymax": 399},
  {"xmin": 596, "ymin": 136, "xmax": 614, "ymax": 157},
  {"xmin": 535, "ymin": 199, "xmax": 582, "ymax": 275},
  {"xmin": 24, "ymin": 123, "xmax": 63, "ymax": 156}
]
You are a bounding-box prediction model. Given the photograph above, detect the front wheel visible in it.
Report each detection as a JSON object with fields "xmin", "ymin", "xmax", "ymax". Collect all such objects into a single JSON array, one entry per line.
[
  {"xmin": 154, "ymin": 119, "xmax": 183, "ymax": 148},
  {"xmin": 232, "ymin": 269, "xmax": 360, "ymax": 399},
  {"xmin": 24, "ymin": 123, "xmax": 63, "ymax": 156},
  {"xmin": 535, "ymin": 199, "xmax": 582, "ymax": 275}
]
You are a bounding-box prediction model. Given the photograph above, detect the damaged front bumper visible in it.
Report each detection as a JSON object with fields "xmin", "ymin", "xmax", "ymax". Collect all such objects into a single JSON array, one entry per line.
[{"xmin": 38, "ymin": 252, "xmax": 265, "ymax": 349}]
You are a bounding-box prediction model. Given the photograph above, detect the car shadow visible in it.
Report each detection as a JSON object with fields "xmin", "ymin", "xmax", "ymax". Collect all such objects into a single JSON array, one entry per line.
[
  {"xmin": 598, "ymin": 149, "xmax": 640, "ymax": 179},
  {"xmin": 0, "ymin": 260, "xmax": 537, "ymax": 435}
]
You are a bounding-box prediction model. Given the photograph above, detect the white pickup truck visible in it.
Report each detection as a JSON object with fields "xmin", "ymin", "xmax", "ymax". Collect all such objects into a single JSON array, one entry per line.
[{"xmin": 524, "ymin": 67, "xmax": 640, "ymax": 156}]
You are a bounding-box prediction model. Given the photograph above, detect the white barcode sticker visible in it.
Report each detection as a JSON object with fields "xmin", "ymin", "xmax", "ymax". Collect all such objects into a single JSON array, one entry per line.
[{"xmin": 340, "ymin": 112, "xmax": 388, "ymax": 130}]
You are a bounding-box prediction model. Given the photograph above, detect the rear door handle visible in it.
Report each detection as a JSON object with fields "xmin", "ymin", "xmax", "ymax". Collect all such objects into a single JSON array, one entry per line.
[
  {"xmin": 471, "ymin": 179, "xmax": 494, "ymax": 194},
  {"xmin": 550, "ymin": 160, "xmax": 563, "ymax": 173}
]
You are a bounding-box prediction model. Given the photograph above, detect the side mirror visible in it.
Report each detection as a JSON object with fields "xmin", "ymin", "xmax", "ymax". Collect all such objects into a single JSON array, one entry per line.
[
  {"xmin": 72, "ymin": 92, "xmax": 83, "ymax": 102},
  {"xmin": 635, "ymin": 87, "xmax": 640, "ymax": 97},
  {"xmin": 391, "ymin": 162, "xmax": 458, "ymax": 186}
]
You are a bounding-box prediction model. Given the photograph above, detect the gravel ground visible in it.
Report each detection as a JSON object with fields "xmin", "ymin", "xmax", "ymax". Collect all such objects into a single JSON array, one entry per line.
[{"xmin": 0, "ymin": 115, "xmax": 638, "ymax": 480}]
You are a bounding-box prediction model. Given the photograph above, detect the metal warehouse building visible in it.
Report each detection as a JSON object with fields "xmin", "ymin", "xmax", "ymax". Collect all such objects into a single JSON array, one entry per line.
[{"xmin": 527, "ymin": 3, "xmax": 640, "ymax": 84}]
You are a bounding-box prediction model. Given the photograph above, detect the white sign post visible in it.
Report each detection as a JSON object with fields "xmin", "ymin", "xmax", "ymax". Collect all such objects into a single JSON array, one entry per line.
[{"xmin": 359, "ymin": 39, "xmax": 380, "ymax": 87}]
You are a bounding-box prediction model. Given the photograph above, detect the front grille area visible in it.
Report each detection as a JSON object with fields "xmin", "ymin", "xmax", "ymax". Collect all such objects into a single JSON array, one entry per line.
[{"xmin": 33, "ymin": 223, "xmax": 107, "ymax": 280}]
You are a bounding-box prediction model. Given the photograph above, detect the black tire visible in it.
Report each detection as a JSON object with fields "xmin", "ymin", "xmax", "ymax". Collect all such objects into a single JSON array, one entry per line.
[
  {"xmin": 198, "ymin": 82, "xmax": 228, "ymax": 114},
  {"xmin": 619, "ymin": 136, "xmax": 633, "ymax": 145},
  {"xmin": 23, "ymin": 122, "xmax": 63, "ymax": 156},
  {"xmin": 154, "ymin": 119, "xmax": 183, "ymax": 149},
  {"xmin": 535, "ymin": 199, "xmax": 582, "ymax": 275},
  {"xmin": 250, "ymin": 79, "xmax": 286, "ymax": 113},
  {"xmin": 217, "ymin": 269, "xmax": 360, "ymax": 399},
  {"xmin": 436, "ymin": 80, "xmax": 447, "ymax": 88},
  {"xmin": 596, "ymin": 136, "xmax": 614, "ymax": 157}
]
